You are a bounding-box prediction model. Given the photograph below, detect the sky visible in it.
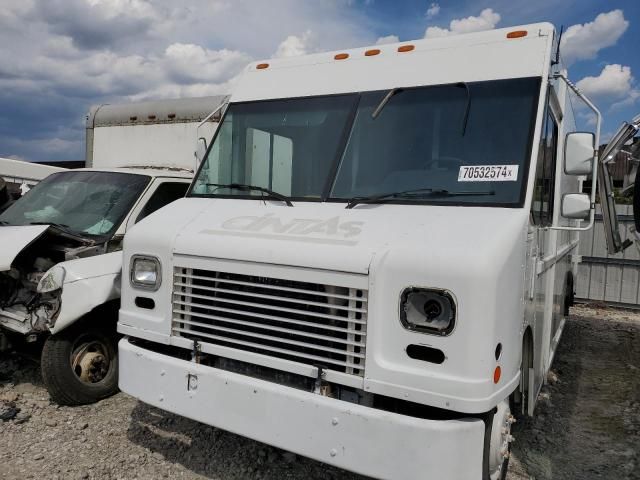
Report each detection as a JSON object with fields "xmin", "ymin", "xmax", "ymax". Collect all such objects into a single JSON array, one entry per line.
[{"xmin": 0, "ymin": 0, "xmax": 638, "ymax": 162}]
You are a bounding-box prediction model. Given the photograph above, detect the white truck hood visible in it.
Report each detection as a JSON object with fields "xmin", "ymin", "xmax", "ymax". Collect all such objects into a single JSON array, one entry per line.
[
  {"xmin": 171, "ymin": 199, "xmax": 527, "ymax": 274},
  {"xmin": 0, "ymin": 225, "xmax": 49, "ymax": 271}
]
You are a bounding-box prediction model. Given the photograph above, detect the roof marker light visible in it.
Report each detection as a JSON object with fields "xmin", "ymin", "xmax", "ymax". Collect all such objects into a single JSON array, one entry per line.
[
  {"xmin": 397, "ymin": 45, "xmax": 415, "ymax": 53},
  {"xmin": 334, "ymin": 53, "xmax": 349, "ymax": 60},
  {"xmin": 506, "ymin": 30, "xmax": 527, "ymax": 39},
  {"xmin": 256, "ymin": 63, "xmax": 269, "ymax": 70},
  {"xmin": 364, "ymin": 49, "xmax": 381, "ymax": 57}
]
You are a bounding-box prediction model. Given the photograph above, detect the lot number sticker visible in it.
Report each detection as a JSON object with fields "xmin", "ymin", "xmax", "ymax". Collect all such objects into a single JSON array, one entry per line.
[{"xmin": 458, "ymin": 165, "xmax": 519, "ymax": 182}]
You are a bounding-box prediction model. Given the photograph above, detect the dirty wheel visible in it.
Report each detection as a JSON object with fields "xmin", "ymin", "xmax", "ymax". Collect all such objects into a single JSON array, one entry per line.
[{"xmin": 41, "ymin": 324, "xmax": 118, "ymax": 406}]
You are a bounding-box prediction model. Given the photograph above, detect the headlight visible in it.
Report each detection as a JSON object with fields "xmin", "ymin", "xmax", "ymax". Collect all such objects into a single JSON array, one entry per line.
[
  {"xmin": 400, "ymin": 288, "xmax": 456, "ymax": 335},
  {"xmin": 37, "ymin": 265, "xmax": 66, "ymax": 293},
  {"xmin": 130, "ymin": 255, "xmax": 162, "ymax": 291}
]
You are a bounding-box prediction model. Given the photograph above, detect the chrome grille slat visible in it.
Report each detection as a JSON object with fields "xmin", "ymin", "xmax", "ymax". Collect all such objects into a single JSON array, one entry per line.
[
  {"xmin": 172, "ymin": 302, "xmax": 364, "ymax": 334},
  {"xmin": 173, "ymin": 293, "xmax": 367, "ymax": 324},
  {"xmin": 173, "ymin": 319, "xmax": 365, "ymax": 357},
  {"xmin": 172, "ymin": 267, "xmax": 368, "ymax": 378},
  {"xmin": 172, "ymin": 327, "xmax": 362, "ymax": 369},
  {"xmin": 174, "ymin": 272, "xmax": 368, "ymax": 303},
  {"xmin": 173, "ymin": 312, "xmax": 366, "ymax": 347},
  {"xmin": 174, "ymin": 282, "xmax": 367, "ymax": 313}
]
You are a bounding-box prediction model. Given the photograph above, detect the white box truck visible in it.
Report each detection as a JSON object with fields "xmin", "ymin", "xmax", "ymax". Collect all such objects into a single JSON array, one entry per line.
[
  {"xmin": 0, "ymin": 95, "xmax": 226, "ymax": 405},
  {"xmin": 117, "ymin": 25, "xmax": 603, "ymax": 479}
]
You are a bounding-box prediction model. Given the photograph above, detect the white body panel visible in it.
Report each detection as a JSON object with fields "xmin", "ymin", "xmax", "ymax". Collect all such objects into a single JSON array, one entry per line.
[
  {"xmin": 119, "ymin": 338, "xmax": 484, "ymax": 480},
  {"xmin": 0, "ymin": 157, "xmax": 65, "ymax": 186},
  {"xmin": 233, "ymin": 23, "xmax": 553, "ymax": 102},
  {"xmin": 0, "ymin": 225, "xmax": 48, "ymax": 271},
  {"xmin": 91, "ymin": 122, "xmax": 217, "ymax": 171},
  {"xmin": 49, "ymin": 252, "xmax": 122, "ymax": 334}
]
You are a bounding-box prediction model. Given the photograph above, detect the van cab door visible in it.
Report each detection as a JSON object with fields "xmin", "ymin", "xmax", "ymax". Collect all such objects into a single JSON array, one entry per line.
[{"xmin": 598, "ymin": 116, "xmax": 640, "ymax": 254}]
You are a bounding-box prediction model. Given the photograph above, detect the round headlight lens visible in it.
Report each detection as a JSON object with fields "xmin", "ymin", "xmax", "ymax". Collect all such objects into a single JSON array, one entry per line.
[{"xmin": 400, "ymin": 288, "xmax": 456, "ymax": 335}]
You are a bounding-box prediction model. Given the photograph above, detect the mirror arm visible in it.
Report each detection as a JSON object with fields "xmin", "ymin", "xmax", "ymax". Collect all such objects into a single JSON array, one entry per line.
[{"xmin": 550, "ymin": 73, "xmax": 601, "ymax": 232}]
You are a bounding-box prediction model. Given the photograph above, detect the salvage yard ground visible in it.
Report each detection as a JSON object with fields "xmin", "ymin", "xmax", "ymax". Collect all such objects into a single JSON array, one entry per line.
[{"xmin": 1, "ymin": 304, "xmax": 638, "ymax": 480}]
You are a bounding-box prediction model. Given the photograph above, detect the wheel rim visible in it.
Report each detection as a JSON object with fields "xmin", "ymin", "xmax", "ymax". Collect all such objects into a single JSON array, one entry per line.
[
  {"xmin": 71, "ymin": 339, "xmax": 112, "ymax": 383},
  {"xmin": 489, "ymin": 399, "xmax": 515, "ymax": 480}
]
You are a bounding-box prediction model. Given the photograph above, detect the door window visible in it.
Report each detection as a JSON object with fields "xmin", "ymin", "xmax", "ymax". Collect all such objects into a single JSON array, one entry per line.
[
  {"xmin": 136, "ymin": 182, "xmax": 189, "ymax": 223},
  {"xmin": 532, "ymin": 111, "xmax": 558, "ymax": 225}
]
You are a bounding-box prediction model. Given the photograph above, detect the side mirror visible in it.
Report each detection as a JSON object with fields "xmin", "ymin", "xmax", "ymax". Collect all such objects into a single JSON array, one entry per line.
[
  {"xmin": 561, "ymin": 193, "xmax": 591, "ymax": 220},
  {"xmin": 564, "ymin": 132, "xmax": 594, "ymax": 175},
  {"xmin": 195, "ymin": 137, "xmax": 208, "ymax": 164}
]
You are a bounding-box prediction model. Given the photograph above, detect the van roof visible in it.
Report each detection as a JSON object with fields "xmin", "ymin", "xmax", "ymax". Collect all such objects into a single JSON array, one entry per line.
[
  {"xmin": 232, "ymin": 23, "xmax": 556, "ymax": 102},
  {"xmin": 69, "ymin": 167, "xmax": 194, "ymax": 179}
]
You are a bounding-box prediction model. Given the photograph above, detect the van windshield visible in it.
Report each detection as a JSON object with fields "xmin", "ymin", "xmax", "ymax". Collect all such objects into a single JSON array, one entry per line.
[
  {"xmin": 191, "ymin": 77, "xmax": 540, "ymax": 207},
  {"xmin": 0, "ymin": 171, "xmax": 150, "ymax": 238}
]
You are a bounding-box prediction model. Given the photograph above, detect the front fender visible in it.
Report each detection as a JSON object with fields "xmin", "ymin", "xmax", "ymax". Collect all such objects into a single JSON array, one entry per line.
[{"xmin": 49, "ymin": 252, "xmax": 122, "ymax": 335}]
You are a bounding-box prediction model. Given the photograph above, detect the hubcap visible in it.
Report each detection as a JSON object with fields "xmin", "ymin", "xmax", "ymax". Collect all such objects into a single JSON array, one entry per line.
[{"xmin": 71, "ymin": 340, "xmax": 111, "ymax": 383}]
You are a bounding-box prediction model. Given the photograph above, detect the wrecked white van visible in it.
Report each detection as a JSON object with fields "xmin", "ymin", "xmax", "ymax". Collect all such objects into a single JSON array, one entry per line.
[{"xmin": 0, "ymin": 95, "xmax": 225, "ymax": 405}]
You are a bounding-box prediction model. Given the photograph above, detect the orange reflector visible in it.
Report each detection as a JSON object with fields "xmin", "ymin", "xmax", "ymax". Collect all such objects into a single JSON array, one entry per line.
[
  {"xmin": 493, "ymin": 366, "xmax": 502, "ymax": 384},
  {"xmin": 334, "ymin": 53, "xmax": 349, "ymax": 60},
  {"xmin": 256, "ymin": 63, "xmax": 269, "ymax": 70},
  {"xmin": 397, "ymin": 45, "xmax": 415, "ymax": 53},
  {"xmin": 507, "ymin": 30, "xmax": 527, "ymax": 39},
  {"xmin": 364, "ymin": 49, "xmax": 381, "ymax": 56}
]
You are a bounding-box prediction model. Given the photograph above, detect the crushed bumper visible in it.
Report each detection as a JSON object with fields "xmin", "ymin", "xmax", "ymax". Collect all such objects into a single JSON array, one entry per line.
[{"xmin": 119, "ymin": 338, "xmax": 485, "ymax": 480}]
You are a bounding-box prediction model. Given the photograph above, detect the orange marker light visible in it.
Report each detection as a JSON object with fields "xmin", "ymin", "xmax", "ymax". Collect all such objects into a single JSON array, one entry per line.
[
  {"xmin": 493, "ymin": 366, "xmax": 502, "ymax": 384},
  {"xmin": 334, "ymin": 53, "xmax": 349, "ymax": 60},
  {"xmin": 506, "ymin": 30, "xmax": 527, "ymax": 39},
  {"xmin": 256, "ymin": 63, "xmax": 269, "ymax": 70},
  {"xmin": 364, "ymin": 49, "xmax": 381, "ymax": 56},
  {"xmin": 397, "ymin": 45, "xmax": 415, "ymax": 53}
]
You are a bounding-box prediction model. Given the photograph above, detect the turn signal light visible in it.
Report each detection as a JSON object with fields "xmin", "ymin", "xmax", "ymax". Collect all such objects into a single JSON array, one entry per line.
[
  {"xmin": 506, "ymin": 30, "xmax": 527, "ymax": 39},
  {"xmin": 493, "ymin": 366, "xmax": 502, "ymax": 384},
  {"xmin": 397, "ymin": 45, "xmax": 415, "ymax": 52}
]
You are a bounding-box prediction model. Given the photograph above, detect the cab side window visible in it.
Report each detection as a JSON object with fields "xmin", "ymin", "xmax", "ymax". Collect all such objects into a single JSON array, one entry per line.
[
  {"xmin": 532, "ymin": 111, "xmax": 558, "ymax": 225},
  {"xmin": 136, "ymin": 182, "xmax": 189, "ymax": 223}
]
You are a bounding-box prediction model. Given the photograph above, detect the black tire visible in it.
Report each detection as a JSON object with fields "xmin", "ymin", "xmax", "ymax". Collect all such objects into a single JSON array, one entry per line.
[{"xmin": 41, "ymin": 323, "xmax": 119, "ymax": 406}]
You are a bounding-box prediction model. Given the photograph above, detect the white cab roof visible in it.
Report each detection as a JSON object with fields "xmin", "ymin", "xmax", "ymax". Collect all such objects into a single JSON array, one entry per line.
[
  {"xmin": 68, "ymin": 167, "xmax": 193, "ymax": 179},
  {"xmin": 232, "ymin": 23, "xmax": 555, "ymax": 102}
]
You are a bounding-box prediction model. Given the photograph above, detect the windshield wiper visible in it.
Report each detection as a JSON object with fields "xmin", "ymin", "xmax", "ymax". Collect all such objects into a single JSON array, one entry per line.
[
  {"xmin": 0, "ymin": 221, "xmax": 10, "ymax": 225},
  {"xmin": 206, "ymin": 183, "xmax": 293, "ymax": 206},
  {"xmin": 28, "ymin": 221, "xmax": 80, "ymax": 237},
  {"xmin": 372, "ymin": 88, "xmax": 403, "ymax": 120},
  {"xmin": 345, "ymin": 187, "xmax": 495, "ymax": 209}
]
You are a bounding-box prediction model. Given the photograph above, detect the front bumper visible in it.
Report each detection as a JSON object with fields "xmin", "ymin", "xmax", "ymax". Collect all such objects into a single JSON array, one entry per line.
[{"xmin": 119, "ymin": 338, "xmax": 485, "ymax": 480}]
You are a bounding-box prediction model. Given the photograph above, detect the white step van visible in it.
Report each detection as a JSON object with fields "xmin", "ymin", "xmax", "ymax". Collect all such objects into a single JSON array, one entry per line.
[{"xmin": 117, "ymin": 24, "xmax": 602, "ymax": 479}]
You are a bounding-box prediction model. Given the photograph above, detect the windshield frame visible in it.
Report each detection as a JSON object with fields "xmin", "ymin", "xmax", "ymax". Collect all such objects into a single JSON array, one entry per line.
[
  {"xmin": 0, "ymin": 170, "xmax": 152, "ymax": 240},
  {"xmin": 188, "ymin": 77, "xmax": 542, "ymax": 208}
]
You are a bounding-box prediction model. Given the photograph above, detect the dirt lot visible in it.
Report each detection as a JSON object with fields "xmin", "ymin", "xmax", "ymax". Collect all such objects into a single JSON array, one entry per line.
[{"xmin": 1, "ymin": 304, "xmax": 638, "ymax": 480}]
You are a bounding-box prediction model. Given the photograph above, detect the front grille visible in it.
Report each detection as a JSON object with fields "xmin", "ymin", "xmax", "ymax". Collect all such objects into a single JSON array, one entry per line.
[{"xmin": 172, "ymin": 267, "xmax": 368, "ymax": 376}]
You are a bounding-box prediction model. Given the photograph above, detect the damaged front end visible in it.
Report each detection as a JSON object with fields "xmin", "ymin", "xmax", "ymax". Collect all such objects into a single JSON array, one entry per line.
[{"xmin": 0, "ymin": 226, "xmax": 105, "ymax": 336}]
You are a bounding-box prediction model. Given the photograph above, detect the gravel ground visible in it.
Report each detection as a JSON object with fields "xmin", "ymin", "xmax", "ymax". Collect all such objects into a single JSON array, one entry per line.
[{"xmin": 0, "ymin": 304, "xmax": 638, "ymax": 480}]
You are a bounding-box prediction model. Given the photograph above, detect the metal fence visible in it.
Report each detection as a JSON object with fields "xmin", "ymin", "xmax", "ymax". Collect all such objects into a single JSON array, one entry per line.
[{"xmin": 576, "ymin": 204, "xmax": 640, "ymax": 306}]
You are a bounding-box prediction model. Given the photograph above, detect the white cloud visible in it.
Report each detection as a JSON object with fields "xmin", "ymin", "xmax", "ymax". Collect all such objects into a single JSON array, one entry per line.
[
  {"xmin": 0, "ymin": 0, "xmax": 376, "ymax": 160},
  {"xmin": 274, "ymin": 31, "xmax": 314, "ymax": 58},
  {"xmin": 425, "ymin": 3, "xmax": 440, "ymax": 19},
  {"xmin": 561, "ymin": 10, "xmax": 629, "ymax": 65},
  {"xmin": 424, "ymin": 8, "xmax": 500, "ymax": 38},
  {"xmin": 375, "ymin": 35, "xmax": 399, "ymax": 45},
  {"xmin": 576, "ymin": 64, "xmax": 634, "ymax": 99}
]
